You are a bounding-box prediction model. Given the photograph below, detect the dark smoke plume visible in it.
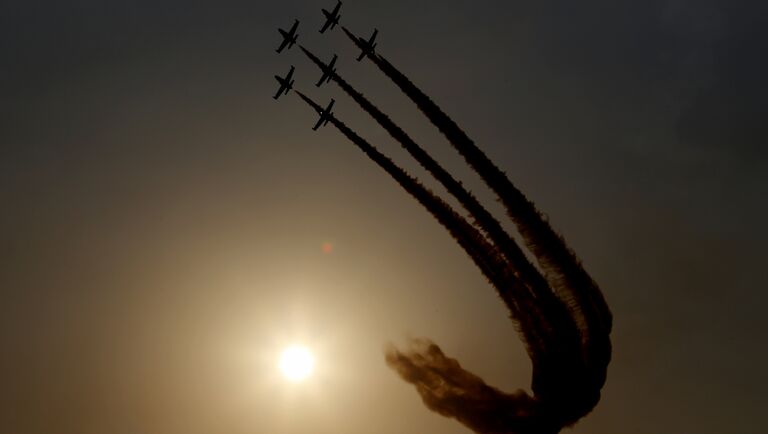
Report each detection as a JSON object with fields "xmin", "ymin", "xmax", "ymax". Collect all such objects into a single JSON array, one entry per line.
[
  {"xmin": 343, "ymin": 28, "xmax": 612, "ymax": 432},
  {"xmin": 299, "ymin": 44, "xmax": 582, "ymax": 377},
  {"xmin": 295, "ymin": 77, "xmax": 608, "ymax": 431},
  {"xmin": 385, "ymin": 339, "xmax": 556, "ymax": 434},
  {"xmin": 284, "ymin": 26, "xmax": 613, "ymax": 434},
  {"xmin": 341, "ymin": 27, "xmax": 612, "ymax": 362},
  {"xmin": 296, "ymin": 90, "xmax": 555, "ymax": 365},
  {"xmin": 299, "ymin": 45, "xmax": 552, "ymax": 295}
]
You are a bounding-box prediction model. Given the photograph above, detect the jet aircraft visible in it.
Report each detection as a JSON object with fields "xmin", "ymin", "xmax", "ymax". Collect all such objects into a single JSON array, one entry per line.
[
  {"xmin": 312, "ymin": 98, "xmax": 335, "ymax": 130},
  {"xmin": 273, "ymin": 65, "xmax": 295, "ymax": 100},
  {"xmin": 276, "ymin": 19, "xmax": 299, "ymax": 53},
  {"xmin": 316, "ymin": 54, "xmax": 338, "ymax": 87},
  {"xmin": 355, "ymin": 29, "xmax": 378, "ymax": 61},
  {"xmin": 319, "ymin": 1, "xmax": 342, "ymax": 33}
]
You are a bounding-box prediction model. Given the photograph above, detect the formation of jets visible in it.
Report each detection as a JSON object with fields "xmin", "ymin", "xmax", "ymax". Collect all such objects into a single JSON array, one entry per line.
[
  {"xmin": 273, "ymin": 1, "xmax": 376, "ymax": 130},
  {"xmin": 320, "ymin": 1, "xmax": 342, "ymax": 34}
]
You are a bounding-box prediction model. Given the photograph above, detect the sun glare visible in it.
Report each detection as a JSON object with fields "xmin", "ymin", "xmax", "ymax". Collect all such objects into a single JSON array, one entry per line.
[{"xmin": 279, "ymin": 345, "xmax": 315, "ymax": 382}]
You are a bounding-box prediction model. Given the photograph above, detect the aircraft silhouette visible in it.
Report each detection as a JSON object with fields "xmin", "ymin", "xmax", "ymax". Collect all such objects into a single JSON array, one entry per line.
[
  {"xmin": 315, "ymin": 54, "xmax": 338, "ymax": 87},
  {"xmin": 354, "ymin": 28, "xmax": 378, "ymax": 61},
  {"xmin": 320, "ymin": 1, "xmax": 342, "ymax": 33},
  {"xmin": 273, "ymin": 65, "xmax": 295, "ymax": 100},
  {"xmin": 312, "ymin": 98, "xmax": 335, "ymax": 130},
  {"xmin": 276, "ymin": 19, "xmax": 299, "ymax": 53}
]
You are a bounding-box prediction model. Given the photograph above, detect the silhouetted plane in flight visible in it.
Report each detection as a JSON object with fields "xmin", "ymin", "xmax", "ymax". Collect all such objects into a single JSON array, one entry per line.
[
  {"xmin": 273, "ymin": 65, "xmax": 295, "ymax": 100},
  {"xmin": 276, "ymin": 19, "xmax": 299, "ymax": 53},
  {"xmin": 313, "ymin": 98, "xmax": 335, "ymax": 130},
  {"xmin": 355, "ymin": 29, "xmax": 378, "ymax": 61},
  {"xmin": 316, "ymin": 54, "xmax": 338, "ymax": 87},
  {"xmin": 319, "ymin": 1, "xmax": 342, "ymax": 33}
]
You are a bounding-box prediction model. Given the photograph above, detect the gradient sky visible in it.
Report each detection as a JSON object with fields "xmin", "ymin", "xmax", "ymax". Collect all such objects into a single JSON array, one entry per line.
[{"xmin": 2, "ymin": 1, "xmax": 767, "ymax": 433}]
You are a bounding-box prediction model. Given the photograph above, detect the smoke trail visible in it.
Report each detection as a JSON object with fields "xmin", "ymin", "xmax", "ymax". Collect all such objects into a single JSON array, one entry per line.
[
  {"xmin": 299, "ymin": 46, "xmax": 539, "ymax": 285},
  {"xmin": 385, "ymin": 339, "xmax": 554, "ymax": 434},
  {"xmin": 294, "ymin": 91, "xmax": 498, "ymax": 282},
  {"xmin": 298, "ymin": 46, "xmax": 580, "ymax": 359},
  {"xmin": 342, "ymin": 25, "xmax": 611, "ymax": 373},
  {"xmin": 294, "ymin": 90, "xmax": 547, "ymax": 355},
  {"xmin": 341, "ymin": 27, "xmax": 612, "ymax": 427},
  {"xmin": 295, "ymin": 90, "xmax": 602, "ymax": 433}
]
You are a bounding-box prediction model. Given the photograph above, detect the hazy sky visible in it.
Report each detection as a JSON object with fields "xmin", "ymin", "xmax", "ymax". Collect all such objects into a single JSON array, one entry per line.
[{"xmin": 2, "ymin": 1, "xmax": 767, "ymax": 433}]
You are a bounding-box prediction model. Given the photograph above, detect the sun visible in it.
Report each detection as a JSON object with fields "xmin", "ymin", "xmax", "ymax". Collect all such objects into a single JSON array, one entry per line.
[{"xmin": 278, "ymin": 345, "xmax": 315, "ymax": 382}]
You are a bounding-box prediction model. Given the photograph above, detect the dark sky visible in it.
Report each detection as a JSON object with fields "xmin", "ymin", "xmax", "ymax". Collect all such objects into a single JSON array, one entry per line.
[{"xmin": 2, "ymin": 1, "xmax": 767, "ymax": 433}]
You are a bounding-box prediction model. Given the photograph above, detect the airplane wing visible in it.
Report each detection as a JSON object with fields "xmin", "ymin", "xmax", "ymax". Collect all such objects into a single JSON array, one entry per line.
[
  {"xmin": 315, "ymin": 73, "xmax": 327, "ymax": 87},
  {"xmin": 276, "ymin": 38, "xmax": 290, "ymax": 53},
  {"xmin": 370, "ymin": 29, "xmax": 378, "ymax": 41},
  {"xmin": 319, "ymin": 19, "xmax": 332, "ymax": 34},
  {"xmin": 313, "ymin": 116, "xmax": 325, "ymax": 130},
  {"xmin": 290, "ymin": 20, "xmax": 299, "ymax": 33},
  {"xmin": 332, "ymin": 2, "xmax": 342, "ymax": 15},
  {"xmin": 274, "ymin": 84, "xmax": 285, "ymax": 100},
  {"xmin": 356, "ymin": 51, "xmax": 365, "ymax": 61}
]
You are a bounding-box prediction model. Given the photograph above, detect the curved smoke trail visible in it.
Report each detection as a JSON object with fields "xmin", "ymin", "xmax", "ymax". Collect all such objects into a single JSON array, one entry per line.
[
  {"xmin": 341, "ymin": 26, "xmax": 611, "ymax": 418},
  {"xmin": 298, "ymin": 46, "xmax": 580, "ymax": 360},
  {"xmin": 295, "ymin": 87, "xmax": 604, "ymax": 432},
  {"xmin": 284, "ymin": 25, "xmax": 612, "ymax": 434},
  {"xmin": 341, "ymin": 27, "xmax": 612, "ymax": 355}
]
